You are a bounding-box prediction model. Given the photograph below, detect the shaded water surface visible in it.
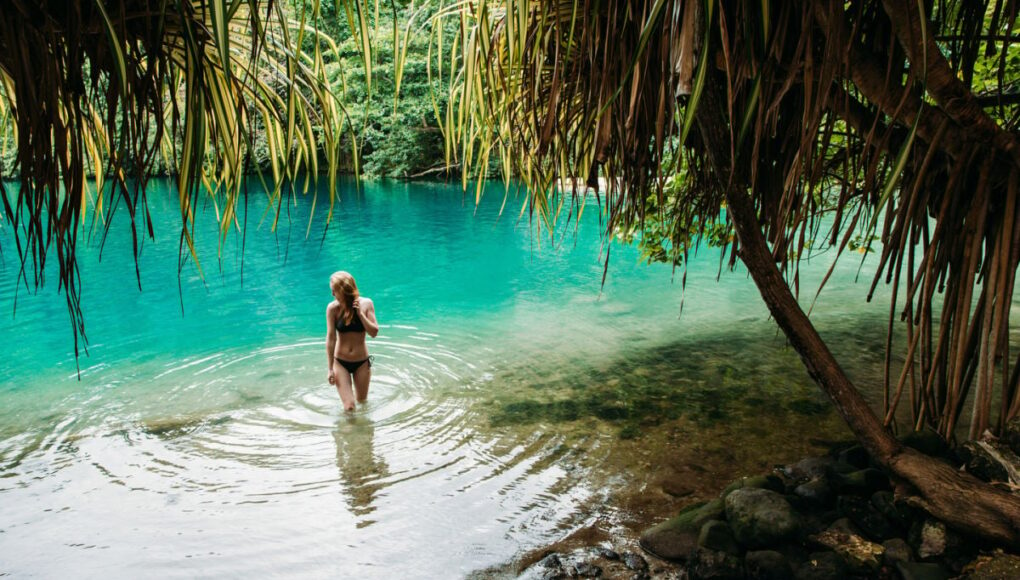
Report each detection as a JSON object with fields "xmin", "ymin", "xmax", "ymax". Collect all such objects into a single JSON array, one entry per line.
[{"xmin": 0, "ymin": 180, "xmax": 888, "ymax": 577}]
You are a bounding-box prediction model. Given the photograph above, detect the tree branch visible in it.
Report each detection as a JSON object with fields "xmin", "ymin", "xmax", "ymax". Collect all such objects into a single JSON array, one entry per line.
[
  {"xmin": 879, "ymin": 0, "xmax": 1020, "ymax": 167},
  {"xmin": 814, "ymin": 0, "xmax": 964, "ymax": 161}
]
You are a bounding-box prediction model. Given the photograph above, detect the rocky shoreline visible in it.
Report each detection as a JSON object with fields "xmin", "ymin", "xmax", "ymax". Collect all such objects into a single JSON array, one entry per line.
[{"xmin": 519, "ymin": 430, "xmax": 1020, "ymax": 579}]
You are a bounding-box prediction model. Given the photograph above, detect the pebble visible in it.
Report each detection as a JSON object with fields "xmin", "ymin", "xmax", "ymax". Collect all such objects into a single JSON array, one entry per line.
[
  {"xmin": 571, "ymin": 562, "xmax": 602, "ymax": 577},
  {"xmin": 540, "ymin": 553, "xmax": 562, "ymax": 569},
  {"xmin": 621, "ymin": 551, "xmax": 648, "ymax": 572}
]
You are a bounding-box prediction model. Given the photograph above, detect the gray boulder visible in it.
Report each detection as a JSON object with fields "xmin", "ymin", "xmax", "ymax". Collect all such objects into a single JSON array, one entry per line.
[{"xmin": 724, "ymin": 488, "xmax": 801, "ymax": 548}]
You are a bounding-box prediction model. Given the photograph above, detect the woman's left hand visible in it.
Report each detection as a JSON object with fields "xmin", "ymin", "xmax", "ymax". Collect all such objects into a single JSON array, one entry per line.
[{"xmin": 352, "ymin": 299, "xmax": 360, "ymax": 311}]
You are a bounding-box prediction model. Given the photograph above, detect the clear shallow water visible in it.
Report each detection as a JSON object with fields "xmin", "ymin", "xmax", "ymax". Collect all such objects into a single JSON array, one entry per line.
[{"xmin": 0, "ymin": 179, "xmax": 891, "ymax": 577}]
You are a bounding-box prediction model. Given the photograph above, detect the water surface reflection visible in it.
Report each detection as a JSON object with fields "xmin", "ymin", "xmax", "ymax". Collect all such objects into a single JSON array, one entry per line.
[{"xmin": 334, "ymin": 412, "xmax": 391, "ymax": 527}]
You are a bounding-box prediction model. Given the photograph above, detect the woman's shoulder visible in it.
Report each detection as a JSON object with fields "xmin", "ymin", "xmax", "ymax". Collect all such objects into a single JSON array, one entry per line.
[
  {"xmin": 326, "ymin": 299, "xmax": 340, "ymax": 312},
  {"xmin": 359, "ymin": 296, "xmax": 374, "ymax": 307}
]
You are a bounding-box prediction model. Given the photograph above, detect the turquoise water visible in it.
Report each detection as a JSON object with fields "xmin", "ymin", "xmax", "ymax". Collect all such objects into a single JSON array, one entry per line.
[{"xmin": 0, "ymin": 179, "xmax": 890, "ymax": 577}]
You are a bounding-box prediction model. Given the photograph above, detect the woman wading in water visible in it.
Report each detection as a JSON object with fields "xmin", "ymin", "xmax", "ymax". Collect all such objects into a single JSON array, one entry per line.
[{"xmin": 326, "ymin": 271, "xmax": 379, "ymax": 411}]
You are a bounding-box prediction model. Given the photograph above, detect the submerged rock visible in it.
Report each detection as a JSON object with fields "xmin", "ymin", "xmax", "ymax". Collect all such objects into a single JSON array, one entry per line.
[
  {"xmin": 595, "ymin": 547, "xmax": 619, "ymax": 561},
  {"xmin": 140, "ymin": 416, "xmax": 203, "ymax": 439},
  {"xmin": 744, "ymin": 550, "xmax": 792, "ymax": 580},
  {"xmin": 540, "ymin": 553, "xmax": 563, "ymax": 569},
  {"xmin": 724, "ymin": 488, "xmax": 800, "ymax": 548},
  {"xmin": 620, "ymin": 551, "xmax": 647, "ymax": 572},
  {"xmin": 570, "ymin": 561, "xmax": 602, "ymax": 577},
  {"xmin": 639, "ymin": 499, "xmax": 724, "ymax": 561}
]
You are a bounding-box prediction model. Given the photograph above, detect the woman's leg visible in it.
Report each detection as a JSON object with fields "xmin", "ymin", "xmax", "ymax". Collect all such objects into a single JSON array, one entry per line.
[
  {"xmin": 353, "ymin": 359, "xmax": 372, "ymax": 403},
  {"xmin": 333, "ymin": 361, "xmax": 357, "ymax": 412}
]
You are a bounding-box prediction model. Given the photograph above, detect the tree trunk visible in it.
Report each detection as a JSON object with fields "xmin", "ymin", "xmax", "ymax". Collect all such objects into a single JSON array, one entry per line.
[
  {"xmin": 724, "ymin": 180, "xmax": 1020, "ymax": 549},
  {"xmin": 692, "ymin": 84, "xmax": 1020, "ymax": 549}
]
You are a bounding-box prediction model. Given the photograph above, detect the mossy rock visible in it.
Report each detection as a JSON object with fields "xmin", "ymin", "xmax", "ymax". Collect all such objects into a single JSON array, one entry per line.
[
  {"xmin": 639, "ymin": 499, "xmax": 725, "ymax": 561},
  {"xmin": 721, "ymin": 474, "xmax": 785, "ymax": 498}
]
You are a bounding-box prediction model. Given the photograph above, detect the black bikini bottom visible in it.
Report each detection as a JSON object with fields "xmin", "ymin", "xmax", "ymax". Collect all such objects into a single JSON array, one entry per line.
[{"xmin": 335, "ymin": 356, "xmax": 372, "ymax": 374}]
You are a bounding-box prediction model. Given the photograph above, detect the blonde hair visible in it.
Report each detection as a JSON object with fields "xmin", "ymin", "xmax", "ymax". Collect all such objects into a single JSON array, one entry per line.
[{"xmin": 330, "ymin": 271, "xmax": 360, "ymax": 324}]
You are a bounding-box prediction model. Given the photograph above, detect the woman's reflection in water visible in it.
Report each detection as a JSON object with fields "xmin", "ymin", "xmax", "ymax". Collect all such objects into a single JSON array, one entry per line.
[{"xmin": 333, "ymin": 408, "xmax": 390, "ymax": 528}]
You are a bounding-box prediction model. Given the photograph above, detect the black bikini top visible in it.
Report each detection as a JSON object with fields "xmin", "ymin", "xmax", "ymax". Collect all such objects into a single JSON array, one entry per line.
[{"xmin": 336, "ymin": 309, "xmax": 365, "ymax": 333}]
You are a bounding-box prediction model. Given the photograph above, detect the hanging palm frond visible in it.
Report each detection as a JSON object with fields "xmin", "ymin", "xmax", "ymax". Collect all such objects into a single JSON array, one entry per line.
[
  {"xmin": 441, "ymin": 0, "xmax": 1020, "ymax": 441},
  {"xmin": 0, "ymin": 0, "xmax": 360, "ymax": 363}
]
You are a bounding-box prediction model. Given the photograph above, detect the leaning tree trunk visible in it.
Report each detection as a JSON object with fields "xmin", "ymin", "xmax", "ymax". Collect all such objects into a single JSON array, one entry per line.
[
  {"xmin": 691, "ymin": 87, "xmax": 1020, "ymax": 548},
  {"xmin": 725, "ymin": 180, "xmax": 1020, "ymax": 548}
]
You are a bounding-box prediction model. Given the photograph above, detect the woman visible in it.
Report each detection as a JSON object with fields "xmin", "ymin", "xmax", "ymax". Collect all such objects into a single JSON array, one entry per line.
[{"xmin": 326, "ymin": 271, "xmax": 379, "ymax": 411}]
